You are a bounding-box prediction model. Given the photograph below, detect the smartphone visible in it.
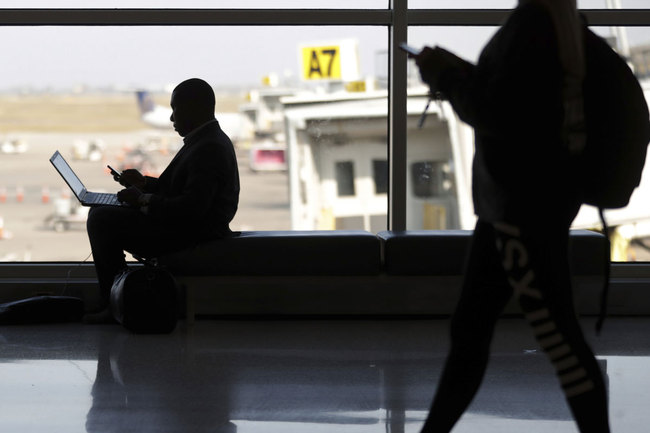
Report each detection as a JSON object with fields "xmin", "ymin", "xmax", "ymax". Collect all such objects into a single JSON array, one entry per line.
[
  {"xmin": 398, "ymin": 42, "xmax": 421, "ymax": 56},
  {"xmin": 107, "ymin": 165, "xmax": 121, "ymax": 179}
]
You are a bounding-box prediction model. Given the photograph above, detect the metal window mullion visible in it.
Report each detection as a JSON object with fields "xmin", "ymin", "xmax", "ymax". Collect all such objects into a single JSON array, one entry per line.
[
  {"xmin": 0, "ymin": 9, "xmax": 392, "ymax": 26},
  {"xmin": 388, "ymin": 0, "xmax": 408, "ymax": 231},
  {"xmin": 582, "ymin": 9, "xmax": 650, "ymax": 26},
  {"xmin": 0, "ymin": 8, "xmax": 646, "ymax": 26},
  {"xmin": 407, "ymin": 9, "xmax": 650, "ymax": 26}
]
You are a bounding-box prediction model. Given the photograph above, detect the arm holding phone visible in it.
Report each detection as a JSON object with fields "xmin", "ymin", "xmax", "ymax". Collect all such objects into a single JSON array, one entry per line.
[
  {"xmin": 108, "ymin": 166, "xmax": 147, "ymax": 190},
  {"xmin": 107, "ymin": 164, "xmax": 150, "ymax": 208},
  {"xmin": 107, "ymin": 165, "xmax": 121, "ymax": 182}
]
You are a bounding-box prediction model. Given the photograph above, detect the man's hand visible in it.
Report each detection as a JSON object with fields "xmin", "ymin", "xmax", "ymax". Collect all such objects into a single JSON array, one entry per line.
[
  {"xmin": 119, "ymin": 169, "xmax": 146, "ymax": 189},
  {"xmin": 117, "ymin": 186, "xmax": 142, "ymax": 207}
]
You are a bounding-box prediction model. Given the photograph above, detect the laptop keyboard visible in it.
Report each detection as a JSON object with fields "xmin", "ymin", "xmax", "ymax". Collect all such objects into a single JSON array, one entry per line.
[{"xmin": 90, "ymin": 192, "xmax": 121, "ymax": 206}]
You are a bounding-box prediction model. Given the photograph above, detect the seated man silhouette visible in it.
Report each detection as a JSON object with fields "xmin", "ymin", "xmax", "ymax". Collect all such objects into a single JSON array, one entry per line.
[{"xmin": 85, "ymin": 78, "xmax": 240, "ymax": 323}]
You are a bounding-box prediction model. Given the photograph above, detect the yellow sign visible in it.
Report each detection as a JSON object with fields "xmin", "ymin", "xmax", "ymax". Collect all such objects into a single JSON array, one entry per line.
[
  {"xmin": 301, "ymin": 46, "xmax": 341, "ymax": 80},
  {"xmin": 345, "ymin": 80, "xmax": 366, "ymax": 93}
]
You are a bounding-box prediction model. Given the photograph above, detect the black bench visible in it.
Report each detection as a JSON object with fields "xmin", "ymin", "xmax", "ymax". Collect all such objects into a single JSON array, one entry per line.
[
  {"xmin": 158, "ymin": 230, "xmax": 382, "ymax": 322},
  {"xmin": 378, "ymin": 229, "xmax": 608, "ymax": 276},
  {"xmin": 159, "ymin": 230, "xmax": 381, "ymax": 276},
  {"xmin": 377, "ymin": 229, "xmax": 608, "ymax": 315},
  {"xmin": 157, "ymin": 229, "xmax": 608, "ymax": 322}
]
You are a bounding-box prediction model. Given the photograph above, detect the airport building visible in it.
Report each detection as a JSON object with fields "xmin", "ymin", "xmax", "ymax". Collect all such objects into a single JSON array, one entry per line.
[
  {"xmin": 1, "ymin": 4, "xmax": 650, "ymax": 433},
  {"xmin": 283, "ymin": 88, "xmax": 473, "ymax": 232}
]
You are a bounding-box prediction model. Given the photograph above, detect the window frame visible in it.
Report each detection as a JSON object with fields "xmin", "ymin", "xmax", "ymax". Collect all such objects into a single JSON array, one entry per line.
[
  {"xmin": 0, "ymin": 5, "xmax": 648, "ymax": 286},
  {"xmin": 0, "ymin": 6, "xmax": 648, "ymax": 229}
]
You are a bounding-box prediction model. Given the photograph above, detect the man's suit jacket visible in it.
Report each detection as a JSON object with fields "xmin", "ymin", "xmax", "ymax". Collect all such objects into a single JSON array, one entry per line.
[{"xmin": 142, "ymin": 120, "xmax": 240, "ymax": 238}]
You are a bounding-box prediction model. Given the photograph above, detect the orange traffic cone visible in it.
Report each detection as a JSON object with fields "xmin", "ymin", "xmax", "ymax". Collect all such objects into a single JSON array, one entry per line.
[
  {"xmin": 16, "ymin": 186, "xmax": 24, "ymax": 203},
  {"xmin": 0, "ymin": 187, "xmax": 6, "ymax": 203},
  {"xmin": 41, "ymin": 186, "xmax": 50, "ymax": 204}
]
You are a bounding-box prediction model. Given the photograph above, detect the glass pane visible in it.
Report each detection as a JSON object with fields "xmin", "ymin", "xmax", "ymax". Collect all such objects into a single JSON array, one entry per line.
[
  {"xmin": 408, "ymin": 27, "xmax": 500, "ymax": 63},
  {"xmin": 0, "ymin": 25, "xmax": 387, "ymax": 261},
  {"xmin": 405, "ymin": 27, "xmax": 495, "ymax": 231},
  {"xmin": 407, "ymin": 24, "xmax": 650, "ymax": 263},
  {"xmin": 577, "ymin": 0, "xmax": 649, "ymax": 8}
]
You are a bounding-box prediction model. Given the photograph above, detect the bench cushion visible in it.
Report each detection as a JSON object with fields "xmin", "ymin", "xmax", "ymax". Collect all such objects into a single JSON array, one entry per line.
[
  {"xmin": 158, "ymin": 230, "xmax": 381, "ymax": 276},
  {"xmin": 378, "ymin": 230, "xmax": 472, "ymax": 276},
  {"xmin": 378, "ymin": 229, "xmax": 608, "ymax": 276}
]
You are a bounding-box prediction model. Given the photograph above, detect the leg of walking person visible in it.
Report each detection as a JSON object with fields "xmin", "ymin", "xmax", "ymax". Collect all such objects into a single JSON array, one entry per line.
[
  {"xmin": 420, "ymin": 219, "xmax": 514, "ymax": 433},
  {"xmin": 494, "ymin": 218, "xmax": 610, "ymax": 433}
]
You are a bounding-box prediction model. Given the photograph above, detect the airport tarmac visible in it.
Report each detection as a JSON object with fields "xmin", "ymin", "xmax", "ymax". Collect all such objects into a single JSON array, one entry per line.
[{"xmin": 0, "ymin": 131, "xmax": 290, "ymax": 261}]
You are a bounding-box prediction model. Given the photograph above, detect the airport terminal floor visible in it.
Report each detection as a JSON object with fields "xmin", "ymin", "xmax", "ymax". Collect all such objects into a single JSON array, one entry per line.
[{"xmin": 1, "ymin": 317, "xmax": 649, "ymax": 433}]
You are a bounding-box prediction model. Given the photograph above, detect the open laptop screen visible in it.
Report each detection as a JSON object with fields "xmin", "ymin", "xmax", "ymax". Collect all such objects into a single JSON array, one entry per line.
[{"xmin": 50, "ymin": 151, "xmax": 85, "ymax": 198}]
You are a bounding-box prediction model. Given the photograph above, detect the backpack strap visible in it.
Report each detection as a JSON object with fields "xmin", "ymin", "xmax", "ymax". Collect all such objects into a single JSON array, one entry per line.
[{"xmin": 595, "ymin": 207, "xmax": 610, "ymax": 335}]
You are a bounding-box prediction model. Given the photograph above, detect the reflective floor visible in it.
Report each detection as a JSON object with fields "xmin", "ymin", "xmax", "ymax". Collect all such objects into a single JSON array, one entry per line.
[{"xmin": 1, "ymin": 317, "xmax": 649, "ymax": 433}]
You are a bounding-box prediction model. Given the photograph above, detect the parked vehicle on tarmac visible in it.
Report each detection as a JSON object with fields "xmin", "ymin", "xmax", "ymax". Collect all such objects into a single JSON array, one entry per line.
[{"xmin": 43, "ymin": 198, "xmax": 89, "ymax": 232}]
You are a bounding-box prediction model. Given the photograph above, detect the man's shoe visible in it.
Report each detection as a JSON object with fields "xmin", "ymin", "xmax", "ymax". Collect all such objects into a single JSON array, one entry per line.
[{"xmin": 82, "ymin": 308, "xmax": 116, "ymax": 324}]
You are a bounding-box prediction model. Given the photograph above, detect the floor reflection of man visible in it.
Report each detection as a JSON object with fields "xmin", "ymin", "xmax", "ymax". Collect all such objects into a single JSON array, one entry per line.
[{"xmin": 86, "ymin": 332, "xmax": 235, "ymax": 433}]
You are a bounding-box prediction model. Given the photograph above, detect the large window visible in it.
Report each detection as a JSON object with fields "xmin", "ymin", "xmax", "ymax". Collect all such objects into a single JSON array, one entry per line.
[
  {"xmin": 0, "ymin": 5, "xmax": 648, "ymax": 262},
  {"xmin": 404, "ymin": 19, "xmax": 650, "ymax": 261},
  {"xmin": 0, "ymin": 24, "xmax": 386, "ymax": 260}
]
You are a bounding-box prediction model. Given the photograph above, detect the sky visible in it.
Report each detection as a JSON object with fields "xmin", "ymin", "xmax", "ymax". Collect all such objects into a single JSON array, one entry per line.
[{"xmin": 0, "ymin": 0, "xmax": 645, "ymax": 92}]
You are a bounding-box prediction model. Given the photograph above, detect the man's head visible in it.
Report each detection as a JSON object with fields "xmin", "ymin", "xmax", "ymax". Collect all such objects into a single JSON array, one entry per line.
[{"xmin": 170, "ymin": 78, "xmax": 216, "ymax": 137}]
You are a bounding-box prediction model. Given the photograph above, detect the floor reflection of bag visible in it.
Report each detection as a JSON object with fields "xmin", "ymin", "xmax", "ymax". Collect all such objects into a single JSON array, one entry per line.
[{"xmin": 110, "ymin": 264, "xmax": 178, "ymax": 334}]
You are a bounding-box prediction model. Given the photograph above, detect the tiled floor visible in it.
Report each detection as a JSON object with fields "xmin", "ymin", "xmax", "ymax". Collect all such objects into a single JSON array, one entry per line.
[{"xmin": 1, "ymin": 317, "xmax": 649, "ymax": 433}]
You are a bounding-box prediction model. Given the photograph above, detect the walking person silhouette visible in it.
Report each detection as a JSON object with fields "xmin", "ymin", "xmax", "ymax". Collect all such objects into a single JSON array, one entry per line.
[{"xmin": 411, "ymin": 1, "xmax": 610, "ymax": 432}]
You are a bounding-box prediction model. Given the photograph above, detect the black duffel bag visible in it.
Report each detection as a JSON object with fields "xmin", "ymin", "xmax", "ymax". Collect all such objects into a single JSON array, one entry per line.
[{"xmin": 110, "ymin": 263, "xmax": 178, "ymax": 334}]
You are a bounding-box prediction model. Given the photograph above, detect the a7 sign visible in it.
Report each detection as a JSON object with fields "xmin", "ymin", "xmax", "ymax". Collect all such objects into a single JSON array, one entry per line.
[{"xmin": 301, "ymin": 45, "xmax": 342, "ymax": 80}]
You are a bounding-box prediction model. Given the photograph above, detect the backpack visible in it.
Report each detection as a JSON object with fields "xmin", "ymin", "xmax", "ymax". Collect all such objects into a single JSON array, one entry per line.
[
  {"xmin": 576, "ymin": 26, "xmax": 650, "ymax": 209},
  {"xmin": 575, "ymin": 25, "xmax": 650, "ymax": 333}
]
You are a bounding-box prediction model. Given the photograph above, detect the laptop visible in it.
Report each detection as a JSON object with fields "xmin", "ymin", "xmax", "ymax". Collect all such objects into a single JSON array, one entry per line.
[{"xmin": 49, "ymin": 150, "xmax": 123, "ymax": 207}]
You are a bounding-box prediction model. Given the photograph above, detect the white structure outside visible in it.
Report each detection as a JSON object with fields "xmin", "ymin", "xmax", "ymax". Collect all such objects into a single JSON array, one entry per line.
[
  {"xmin": 283, "ymin": 87, "xmax": 476, "ymax": 232},
  {"xmin": 283, "ymin": 82, "xmax": 650, "ymax": 254}
]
